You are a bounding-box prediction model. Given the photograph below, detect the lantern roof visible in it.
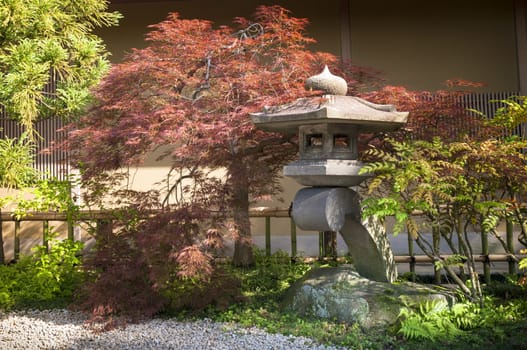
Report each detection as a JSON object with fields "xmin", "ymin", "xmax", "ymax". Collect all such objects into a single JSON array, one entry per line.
[{"xmin": 250, "ymin": 95, "xmax": 408, "ymax": 134}]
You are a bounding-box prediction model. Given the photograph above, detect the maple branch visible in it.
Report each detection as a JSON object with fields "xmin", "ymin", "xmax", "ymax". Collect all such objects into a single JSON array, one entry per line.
[{"xmin": 161, "ymin": 164, "xmax": 200, "ymax": 208}]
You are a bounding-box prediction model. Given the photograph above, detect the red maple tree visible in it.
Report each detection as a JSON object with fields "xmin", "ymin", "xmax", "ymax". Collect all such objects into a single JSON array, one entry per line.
[
  {"xmin": 361, "ymin": 80, "xmax": 491, "ymax": 143},
  {"xmin": 66, "ymin": 6, "xmax": 376, "ymax": 267}
]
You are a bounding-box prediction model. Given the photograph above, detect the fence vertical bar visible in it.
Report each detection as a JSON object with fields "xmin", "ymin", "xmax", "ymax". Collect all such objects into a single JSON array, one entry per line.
[
  {"xmin": 14, "ymin": 221, "xmax": 20, "ymax": 261},
  {"xmin": 506, "ymin": 219, "xmax": 515, "ymax": 275},
  {"xmin": 0, "ymin": 210, "xmax": 4, "ymax": 264},
  {"xmin": 67, "ymin": 221, "xmax": 74, "ymax": 241},
  {"xmin": 326, "ymin": 231, "xmax": 337, "ymax": 260},
  {"xmin": 290, "ymin": 218, "xmax": 297, "ymax": 260},
  {"xmin": 265, "ymin": 216, "xmax": 271, "ymax": 256},
  {"xmin": 318, "ymin": 231, "xmax": 324, "ymax": 259},
  {"xmin": 43, "ymin": 220, "xmax": 49, "ymax": 253},
  {"xmin": 67, "ymin": 211, "xmax": 74, "ymax": 241},
  {"xmin": 407, "ymin": 230, "xmax": 415, "ymax": 282},
  {"xmin": 433, "ymin": 226, "xmax": 441, "ymax": 284},
  {"xmin": 320, "ymin": 231, "xmax": 335, "ymax": 259},
  {"xmin": 67, "ymin": 181, "xmax": 74, "ymax": 241},
  {"xmin": 481, "ymin": 227, "xmax": 491, "ymax": 284}
]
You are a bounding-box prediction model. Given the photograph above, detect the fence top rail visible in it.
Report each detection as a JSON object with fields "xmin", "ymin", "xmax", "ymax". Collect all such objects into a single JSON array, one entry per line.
[
  {"xmin": 3, "ymin": 203, "xmax": 527, "ymax": 222},
  {"xmin": 394, "ymin": 254, "xmax": 527, "ymax": 263},
  {"xmin": 0, "ymin": 210, "xmax": 112, "ymax": 221},
  {"xmin": 248, "ymin": 207, "xmax": 290, "ymax": 217},
  {"xmin": 0, "ymin": 207, "xmax": 292, "ymax": 222},
  {"xmin": 4, "ymin": 203, "xmax": 527, "ymax": 222}
]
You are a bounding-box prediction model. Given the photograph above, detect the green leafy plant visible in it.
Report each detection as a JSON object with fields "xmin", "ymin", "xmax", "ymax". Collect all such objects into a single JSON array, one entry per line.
[
  {"xmin": 30, "ymin": 238, "xmax": 84, "ymax": 298},
  {"xmin": 519, "ymin": 249, "xmax": 527, "ymax": 286},
  {"xmin": 0, "ymin": 264, "xmax": 18, "ymax": 309},
  {"xmin": 13, "ymin": 177, "xmax": 79, "ymax": 217},
  {"xmin": 398, "ymin": 294, "xmax": 527, "ymax": 349},
  {"xmin": 485, "ymin": 96, "xmax": 527, "ymax": 130},
  {"xmin": 360, "ymin": 134, "xmax": 527, "ymax": 303},
  {"xmin": 0, "ymin": 238, "xmax": 84, "ymax": 310},
  {"xmin": 519, "ymin": 247, "xmax": 527, "ymax": 266}
]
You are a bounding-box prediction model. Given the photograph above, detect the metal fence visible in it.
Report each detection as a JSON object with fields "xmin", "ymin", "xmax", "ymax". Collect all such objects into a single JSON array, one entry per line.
[
  {"xmin": 0, "ymin": 116, "xmax": 70, "ymax": 180},
  {"xmin": 0, "ymin": 68, "xmax": 70, "ymax": 180}
]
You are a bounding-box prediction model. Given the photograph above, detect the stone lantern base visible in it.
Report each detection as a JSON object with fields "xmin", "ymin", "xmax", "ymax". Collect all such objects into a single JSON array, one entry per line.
[{"xmin": 283, "ymin": 159, "xmax": 369, "ymax": 187}]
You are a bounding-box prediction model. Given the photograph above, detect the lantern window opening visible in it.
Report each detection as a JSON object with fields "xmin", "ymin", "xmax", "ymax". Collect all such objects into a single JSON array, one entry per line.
[
  {"xmin": 306, "ymin": 133, "xmax": 324, "ymax": 148},
  {"xmin": 333, "ymin": 134, "xmax": 350, "ymax": 148}
]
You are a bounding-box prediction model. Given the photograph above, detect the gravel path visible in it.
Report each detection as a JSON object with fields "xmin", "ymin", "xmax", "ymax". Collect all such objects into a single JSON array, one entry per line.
[{"xmin": 0, "ymin": 309, "xmax": 345, "ymax": 350}]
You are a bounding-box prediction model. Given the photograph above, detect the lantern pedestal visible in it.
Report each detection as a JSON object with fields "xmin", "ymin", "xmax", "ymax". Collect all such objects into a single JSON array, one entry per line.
[{"xmin": 291, "ymin": 187, "xmax": 397, "ymax": 282}]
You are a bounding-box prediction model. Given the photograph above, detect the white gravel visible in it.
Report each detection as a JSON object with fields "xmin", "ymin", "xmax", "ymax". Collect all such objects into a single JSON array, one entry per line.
[{"xmin": 0, "ymin": 309, "xmax": 345, "ymax": 350}]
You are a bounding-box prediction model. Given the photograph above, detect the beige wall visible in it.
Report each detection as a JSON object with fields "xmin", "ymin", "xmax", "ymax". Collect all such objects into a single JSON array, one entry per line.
[
  {"xmin": 1, "ymin": 221, "xmax": 71, "ymax": 262},
  {"xmin": 349, "ymin": 0, "xmax": 519, "ymax": 91},
  {"xmin": 101, "ymin": 0, "xmax": 520, "ymax": 92},
  {"xmin": 100, "ymin": 0, "xmax": 341, "ymax": 63}
]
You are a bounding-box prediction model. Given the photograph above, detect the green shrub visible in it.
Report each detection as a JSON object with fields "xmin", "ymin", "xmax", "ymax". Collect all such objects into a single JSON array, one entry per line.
[
  {"xmin": 237, "ymin": 249, "xmax": 311, "ymax": 298},
  {"xmin": 398, "ymin": 300, "xmax": 460, "ymax": 341},
  {"xmin": 162, "ymin": 268, "xmax": 244, "ymax": 315},
  {"xmin": 0, "ymin": 238, "xmax": 84, "ymax": 310},
  {"xmin": 0, "ymin": 264, "xmax": 18, "ymax": 309}
]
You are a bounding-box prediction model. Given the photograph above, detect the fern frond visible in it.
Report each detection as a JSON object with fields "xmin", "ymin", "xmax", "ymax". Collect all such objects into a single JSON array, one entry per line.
[
  {"xmin": 362, "ymin": 147, "xmax": 397, "ymax": 162},
  {"xmin": 359, "ymin": 161, "xmax": 395, "ymax": 175}
]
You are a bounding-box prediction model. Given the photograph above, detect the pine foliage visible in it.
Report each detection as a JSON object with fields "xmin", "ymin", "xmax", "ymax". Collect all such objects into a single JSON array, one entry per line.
[
  {"xmin": 0, "ymin": 132, "xmax": 37, "ymax": 188},
  {"xmin": 0, "ymin": 0, "xmax": 121, "ymax": 133}
]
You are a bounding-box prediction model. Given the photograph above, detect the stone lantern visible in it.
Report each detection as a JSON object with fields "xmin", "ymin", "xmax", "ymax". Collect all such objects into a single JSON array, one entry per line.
[{"xmin": 251, "ymin": 66, "xmax": 408, "ymax": 282}]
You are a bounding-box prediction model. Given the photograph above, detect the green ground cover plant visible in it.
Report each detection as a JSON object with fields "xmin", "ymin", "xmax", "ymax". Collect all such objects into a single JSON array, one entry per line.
[
  {"xmin": 201, "ymin": 250, "xmax": 527, "ymax": 349},
  {"xmin": 1, "ymin": 247, "xmax": 526, "ymax": 349}
]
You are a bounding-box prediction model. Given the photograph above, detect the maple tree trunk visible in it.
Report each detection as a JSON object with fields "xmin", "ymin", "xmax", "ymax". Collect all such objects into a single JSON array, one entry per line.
[{"xmin": 230, "ymin": 164, "xmax": 255, "ymax": 267}]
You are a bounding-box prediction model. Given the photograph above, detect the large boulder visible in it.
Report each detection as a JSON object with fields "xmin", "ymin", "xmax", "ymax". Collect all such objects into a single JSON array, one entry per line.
[{"xmin": 282, "ymin": 265, "xmax": 454, "ymax": 329}]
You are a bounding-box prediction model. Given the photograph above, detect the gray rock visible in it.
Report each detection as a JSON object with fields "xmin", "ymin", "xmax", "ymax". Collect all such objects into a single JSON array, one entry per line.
[{"xmin": 282, "ymin": 265, "xmax": 453, "ymax": 329}]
